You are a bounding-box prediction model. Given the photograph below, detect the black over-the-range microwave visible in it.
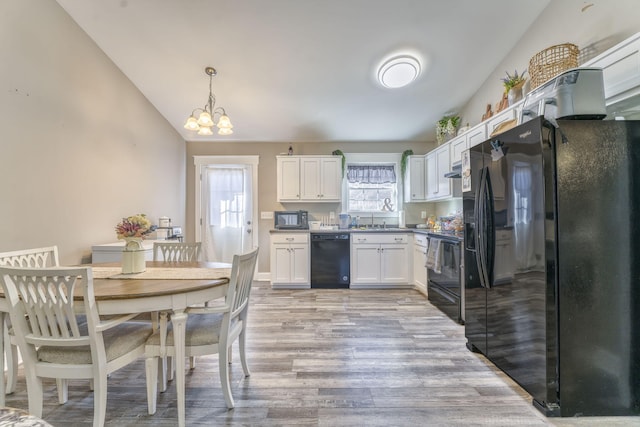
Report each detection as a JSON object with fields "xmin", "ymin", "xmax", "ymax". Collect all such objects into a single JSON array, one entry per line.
[{"xmin": 274, "ymin": 210, "xmax": 309, "ymax": 229}]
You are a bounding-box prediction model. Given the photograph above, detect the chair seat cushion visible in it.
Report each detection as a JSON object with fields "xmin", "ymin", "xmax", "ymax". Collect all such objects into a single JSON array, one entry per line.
[
  {"xmin": 37, "ymin": 322, "xmax": 152, "ymax": 365},
  {"xmin": 146, "ymin": 313, "xmax": 229, "ymax": 347}
]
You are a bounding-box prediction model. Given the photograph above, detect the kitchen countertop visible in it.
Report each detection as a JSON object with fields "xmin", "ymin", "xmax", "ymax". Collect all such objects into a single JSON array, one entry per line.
[
  {"xmin": 270, "ymin": 228, "xmax": 463, "ymax": 240},
  {"xmin": 270, "ymin": 228, "xmax": 413, "ymax": 233},
  {"xmin": 422, "ymin": 230, "xmax": 464, "ymax": 242}
]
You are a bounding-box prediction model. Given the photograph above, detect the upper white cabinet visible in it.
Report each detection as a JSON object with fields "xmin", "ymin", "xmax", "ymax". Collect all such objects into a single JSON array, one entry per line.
[
  {"xmin": 300, "ymin": 156, "xmax": 342, "ymax": 201},
  {"xmin": 403, "ymin": 155, "xmax": 426, "ymax": 202},
  {"xmin": 449, "ymin": 136, "xmax": 467, "ymax": 168},
  {"xmin": 584, "ymin": 32, "xmax": 640, "ymax": 106},
  {"xmin": 277, "ymin": 156, "xmax": 301, "ymax": 201},
  {"xmin": 466, "ymin": 123, "xmax": 487, "ymax": 149},
  {"xmin": 486, "ymin": 107, "xmax": 517, "ymax": 138},
  {"xmin": 426, "ymin": 144, "xmax": 452, "ymax": 201},
  {"xmin": 451, "ymin": 122, "xmax": 487, "ymax": 166},
  {"xmin": 276, "ymin": 155, "xmax": 342, "ymax": 202}
]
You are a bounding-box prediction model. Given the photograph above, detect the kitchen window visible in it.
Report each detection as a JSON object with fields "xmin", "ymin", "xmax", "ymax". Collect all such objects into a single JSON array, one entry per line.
[{"xmin": 346, "ymin": 163, "xmax": 398, "ymax": 214}]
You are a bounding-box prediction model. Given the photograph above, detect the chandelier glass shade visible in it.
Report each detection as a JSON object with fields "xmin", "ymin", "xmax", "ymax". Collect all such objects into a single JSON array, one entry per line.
[{"xmin": 184, "ymin": 66, "xmax": 233, "ymax": 135}]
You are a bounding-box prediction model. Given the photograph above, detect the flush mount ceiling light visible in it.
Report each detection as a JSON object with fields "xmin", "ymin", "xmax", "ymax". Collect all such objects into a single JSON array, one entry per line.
[
  {"xmin": 184, "ymin": 66, "xmax": 233, "ymax": 136},
  {"xmin": 377, "ymin": 55, "xmax": 421, "ymax": 88}
]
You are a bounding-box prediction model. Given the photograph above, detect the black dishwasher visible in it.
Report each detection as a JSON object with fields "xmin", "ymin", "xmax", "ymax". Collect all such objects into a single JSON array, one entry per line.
[{"xmin": 310, "ymin": 233, "xmax": 350, "ymax": 288}]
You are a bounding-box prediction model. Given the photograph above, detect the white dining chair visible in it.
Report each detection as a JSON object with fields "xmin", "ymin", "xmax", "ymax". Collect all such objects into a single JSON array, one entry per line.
[
  {"xmin": 0, "ymin": 246, "xmax": 59, "ymax": 397},
  {"xmin": 0, "ymin": 266, "xmax": 153, "ymax": 427},
  {"xmin": 144, "ymin": 247, "xmax": 258, "ymax": 414},
  {"xmin": 151, "ymin": 241, "xmax": 203, "ymax": 389},
  {"xmin": 153, "ymin": 241, "xmax": 201, "ymax": 262}
]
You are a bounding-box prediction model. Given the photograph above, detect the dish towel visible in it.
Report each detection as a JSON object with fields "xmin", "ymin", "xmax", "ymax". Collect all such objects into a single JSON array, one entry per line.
[{"xmin": 425, "ymin": 238, "xmax": 442, "ymax": 274}]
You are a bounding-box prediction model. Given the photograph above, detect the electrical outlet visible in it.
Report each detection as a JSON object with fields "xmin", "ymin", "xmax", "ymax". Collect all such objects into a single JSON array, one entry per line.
[
  {"xmin": 421, "ymin": 211, "xmax": 427, "ymax": 219},
  {"xmin": 261, "ymin": 211, "xmax": 274, "ymax": 220}
]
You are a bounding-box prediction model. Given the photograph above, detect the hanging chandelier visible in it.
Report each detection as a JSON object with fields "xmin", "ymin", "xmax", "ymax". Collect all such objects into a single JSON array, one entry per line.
[{"xmin": 184, "ymin": 66, "xmax": 233, "ymax": 136}]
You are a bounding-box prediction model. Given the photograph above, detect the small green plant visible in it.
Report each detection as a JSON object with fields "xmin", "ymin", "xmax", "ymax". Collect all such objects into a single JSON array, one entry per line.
[
  {"xmin": 332, "ymin": 149, "xmax": 346, "ymax": 177},
  {"xmin": 501, "ymin": 69, "xmax": 527, "ymax": 93},
  {"xmin": 401, "ymin": 149, "xmax": 413, "ymax": 181}
]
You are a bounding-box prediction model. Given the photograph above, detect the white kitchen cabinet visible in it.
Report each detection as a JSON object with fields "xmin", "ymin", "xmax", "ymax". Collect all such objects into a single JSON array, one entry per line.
[
  {"xmin": 277, "ymin": 155, "xmax": 342, "ymax": 202},
  {"xmin": 412, "ymin": 233, "xmax": 428, "ymax": 295},
  {"xmin": 584, "ymin": 32, "xmax": 640, "ymax": 106},
  {"xmin": 486, "ymin": 108, "xmax": 517, "ymax": 138},
  {"xmin": 451, "ymin": 123, "xmax": 487, "ymax": 165},
  {"xmin": 449, "ymin": 136, "xmax": 467, "ymax": 168},
  {"xmin": 426, "ymin": 144, "xmax": 452, "ymax": 201},
  {"xmin": 350, "ymin": 233, "xmax": 410, "ymax": 288},
  {"xmin": 466, "ymin": 123, "xmax": 487, "ymax": 148},
  {"xmin": 270, "ymin": 233, "xmax": 309, "ymax": 288},
  {"xmin": 276, "ymin": 156, "xmax": 301, "ymax": 201},
  {"xmin": 403, "ymin": 155, "xmax": 426, "ymax": 202},
  {"xmin": 300, "ymin": 156, "xmax": 342, "ymax": 201}
]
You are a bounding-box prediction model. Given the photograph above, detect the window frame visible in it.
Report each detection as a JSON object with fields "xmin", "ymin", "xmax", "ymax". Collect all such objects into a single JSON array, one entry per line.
[{"xmin": 342, "ymin": 152, "xmax": 404, "ymax": 218}]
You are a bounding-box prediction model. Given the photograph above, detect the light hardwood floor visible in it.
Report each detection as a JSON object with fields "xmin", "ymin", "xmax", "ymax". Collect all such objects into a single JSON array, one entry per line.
[{"xmin": 4, "ymin": 282, "xmax": 640, "ymax": 426}]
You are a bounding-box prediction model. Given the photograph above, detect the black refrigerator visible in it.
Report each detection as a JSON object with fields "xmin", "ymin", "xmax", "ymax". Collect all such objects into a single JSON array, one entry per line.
[{"xmin": 463, "ymin": 116, "xmax": 640, "ymax": 416}]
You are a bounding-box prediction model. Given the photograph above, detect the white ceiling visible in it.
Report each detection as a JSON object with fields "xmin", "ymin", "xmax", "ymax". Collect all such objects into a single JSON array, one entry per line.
[{"xmin": 55, "ymin": 0, "xmax": 550, "ymax": 143}]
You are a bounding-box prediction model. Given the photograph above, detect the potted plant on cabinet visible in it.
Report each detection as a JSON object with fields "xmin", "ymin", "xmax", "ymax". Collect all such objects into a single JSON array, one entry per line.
[
  {"xmin": 436, "ymin": 115, "xmax": 460, "ymax": 144},
  {"xmin": 502, "ymin": 69, "xmax": 527, "ymax": 106}
]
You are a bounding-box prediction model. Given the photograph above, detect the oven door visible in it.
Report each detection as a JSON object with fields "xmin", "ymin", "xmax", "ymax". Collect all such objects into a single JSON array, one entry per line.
[
  {"xmin": 428, "ymin": 238, "xmax": 462, "ymax": 323},
  {"xmin": 428, "ymin": 239, "xmax": 461, "ymax": 297}
]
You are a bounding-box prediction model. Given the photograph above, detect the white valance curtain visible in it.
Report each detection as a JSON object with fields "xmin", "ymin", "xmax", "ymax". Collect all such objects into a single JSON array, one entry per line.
[{"xmin": 347, "ymin": 165, "xmax": 396, "ymax": 184}]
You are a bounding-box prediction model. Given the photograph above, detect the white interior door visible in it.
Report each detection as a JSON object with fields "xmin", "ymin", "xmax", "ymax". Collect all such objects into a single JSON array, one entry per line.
[{"xmin": 194, "ymin": 156, "xmax": 259, "ymax": 263}]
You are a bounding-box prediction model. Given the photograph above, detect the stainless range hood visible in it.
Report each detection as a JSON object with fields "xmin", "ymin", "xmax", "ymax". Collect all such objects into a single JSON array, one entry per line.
[{"xmin": 444, "ymin": 161, "xmax": 462, "ymax": 178}]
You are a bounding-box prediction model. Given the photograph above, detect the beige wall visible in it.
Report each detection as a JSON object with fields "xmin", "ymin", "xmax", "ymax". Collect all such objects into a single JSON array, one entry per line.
[
  {"xmin": 459, "ymin": 0, "xmax": 640, "ymax": 128},
  {"xmin": 186, "ymin": 141, "xmax": 445, "ymax": 273},
  {"xmin": 0, "ymin": 1, "xmax": 186, "ymax": 264}
]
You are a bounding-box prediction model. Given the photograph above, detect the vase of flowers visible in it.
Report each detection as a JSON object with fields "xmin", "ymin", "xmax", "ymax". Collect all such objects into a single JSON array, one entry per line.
[
  {"xmin": 502, "ymin": 69, "xmax": 527, "ymax": 106},
  {"xmin": 115, "ymin": 214, "xmax": 155, "ymax": 274}
]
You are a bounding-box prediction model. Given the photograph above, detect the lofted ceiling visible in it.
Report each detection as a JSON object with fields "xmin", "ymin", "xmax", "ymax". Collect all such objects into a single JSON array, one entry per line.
[{"xmin": 55, "ymin": 0, "xmax": 550, "ymax": 143}]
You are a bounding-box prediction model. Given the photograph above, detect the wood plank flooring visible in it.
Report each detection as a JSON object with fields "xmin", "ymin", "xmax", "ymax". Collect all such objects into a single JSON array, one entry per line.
[{"xmin": 4, "ymin": 282, "xmax": 640, "ymax": 426}]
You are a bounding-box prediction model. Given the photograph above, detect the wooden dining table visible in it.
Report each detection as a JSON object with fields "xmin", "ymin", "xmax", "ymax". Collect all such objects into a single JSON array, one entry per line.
[{"xmin": 0, "ymin": 261, "xmax": 231, "ymax": 427}]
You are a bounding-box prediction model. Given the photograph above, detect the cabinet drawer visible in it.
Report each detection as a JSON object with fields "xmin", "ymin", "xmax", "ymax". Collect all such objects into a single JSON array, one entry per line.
[
  {"xmin": 271, "ymin": 233, "xmax": 309, "ymax": 244},
  {"xmin": 352, "ymin": 233, "xmax": 408, "ymax": 244},
  {"xmin": 414, "ymin": 233, "xmax": 428, "ymax": 247}
]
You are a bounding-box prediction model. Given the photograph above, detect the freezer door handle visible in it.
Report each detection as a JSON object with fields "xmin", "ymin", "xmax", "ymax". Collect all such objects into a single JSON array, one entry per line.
[
  {"xmin": 484, "ymin": 168, "xmax": 496, "ymax": 287},
  {"xmin": 475, "ymin": 167, "xmax": 490, "ymax": 289}
]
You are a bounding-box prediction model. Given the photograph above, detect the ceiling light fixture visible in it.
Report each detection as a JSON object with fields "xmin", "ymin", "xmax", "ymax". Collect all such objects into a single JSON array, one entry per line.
[
  {"xmin": 377, "ymin": 55, "xmax": 421, "ymax": 88},
  {"xmin": 184, "ymin": 66, "xmax": 233, "ymax": 136}
]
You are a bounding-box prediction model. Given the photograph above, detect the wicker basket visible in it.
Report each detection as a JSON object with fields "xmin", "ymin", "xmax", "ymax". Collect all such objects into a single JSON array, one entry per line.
[{"xmin": 528, "ymin": 43, "xmax": 579, "ymax": 90}]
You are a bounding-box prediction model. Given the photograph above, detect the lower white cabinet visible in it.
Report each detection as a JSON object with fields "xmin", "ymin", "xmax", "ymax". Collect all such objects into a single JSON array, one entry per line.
[
  {"xmin": 270, "ymin": 233, "xmax": 309, "ymax": 288},
  {"xmin": 350, "ymin": 233, "xmax": 410, "ymax": 288},
  {"xmin": 412, "ymin": 234, "xmax": 428, "ymax": 295}
]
